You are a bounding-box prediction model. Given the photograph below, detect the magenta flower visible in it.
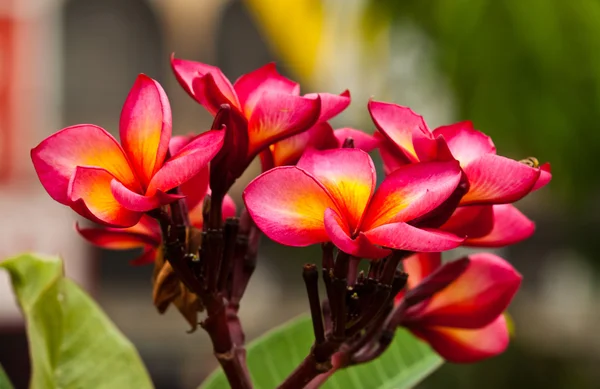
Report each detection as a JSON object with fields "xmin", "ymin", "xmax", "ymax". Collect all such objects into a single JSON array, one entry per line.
[
  {"xmin": 31, "ymin": 75, "xmax": 225, "ymax": 227},
  {"xmin": 76, "ymin": 135, "xmax": 237, "ymax": 264},
  {"xmin": 243, "ymin": 148, "xmax": 464, "ymax": 259},
  {"xmin": 171, "ymin": 56, "xmax": 351, "ymax": 190},
  {"xmin": 398, "ymin": 252, "xmax": 521, "ymax": 363},
  {"xmin": 369, "ymin": 100, "xmax": 552, "ymax": 205}
]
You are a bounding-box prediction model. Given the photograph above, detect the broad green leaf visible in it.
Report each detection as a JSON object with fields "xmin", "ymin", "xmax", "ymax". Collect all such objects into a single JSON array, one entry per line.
[
  {"xmin": 0, "ymin": 365, "xmax": 14, "ymax": 389},
  {"xmin": 200, "ymin": 315, "xmax": 443, "ymax": 389},
  {"xmin": 0, "ymin": 253, "xmax": 153, "ymax": 389}
]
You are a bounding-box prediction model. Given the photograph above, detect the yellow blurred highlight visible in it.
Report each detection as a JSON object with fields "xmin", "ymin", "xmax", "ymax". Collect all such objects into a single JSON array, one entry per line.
[
  {"xmin": 244, "ymin": 0, "xmax": 324, "ymax": 81},
  {"xmin": 504, "ymin": 311, "xmax": 516, "ymax": 338}
]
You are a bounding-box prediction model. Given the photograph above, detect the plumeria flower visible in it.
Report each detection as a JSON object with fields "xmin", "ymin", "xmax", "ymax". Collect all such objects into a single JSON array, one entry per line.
[
  {"xmin": 31, "ymin": 75, "xmax": 225, "ymax": 227},
  {"xmin": 243, "ymin": 148, "xmax": 464, "ymax": 259},
  {"xmin": 260, "ymin": 123, "xmax": 380, "ymax": 170},
  {"xmin": 369, "ymin": 100, "xmax": 551, "ymax": 244},
  {"xmin": 77, "ymin": 136, "xmax": 237, "ymax": 265},
  {"xmin": 171, "ymin": 56, "xmax": 349, "ymax": 184},
  {"xmin": 397, "ymin": 252, "xmax": 521, "ymax": 363},
  {"xmin": 369, "ymin": 100, "xmax": 552, "ymax": 205}
]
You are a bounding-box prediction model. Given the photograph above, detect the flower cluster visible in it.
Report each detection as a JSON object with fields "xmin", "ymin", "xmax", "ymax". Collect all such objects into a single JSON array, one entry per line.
[{"xmin": 31, "ymin": 55, "xmax": 551, "ymax": 387}]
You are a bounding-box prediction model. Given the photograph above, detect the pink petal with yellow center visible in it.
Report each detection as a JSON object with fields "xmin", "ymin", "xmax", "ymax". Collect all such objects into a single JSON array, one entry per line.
[
  {"xmin": 246, "ymin": 92, "xmax": 320, "ymax": 158},
  {"xmin": 410, "ymin": 315, "xmax": 509, "ymax": 363},
  {"xmin": 119, "ymin": 74, "xmax": 172, "ymax": 189},
  {"xmin": 304, "ymin": 90, "xmax": 350, "ymax": 122},
  {"xmin": 433, "ymin": 122, "xmax": 496, "ymax": 166},
  {"xmin": 532, "ymin": 162, "xmax": 552, "ymax": 191},
  {"xmin": 324, "ymin": 208, "xmax": 391, "ymax": 259},
  {"xmin": 461, "ymin": 154, "xmax": 541, "ymax": 205},
  {"xmin": 31, "ymin": 125, "xmax": 138, "ymax": 205},
  {"xmin": 147, "ymin": 129, "xmax": 224, "ymax": 194},
  {"xmin": 334, "ymin": 128, "xmax": 380, "ymax": 152},
  {"xmin": 298, "ymin": 149, "xmax": 375, "ymax": 233},
  {"xmin": 361, "ymin": 161, "xmax": 462, "ymax": 230},
  {"xmin": 416, "ymin": 253, "xmax": 521, "ymax": 328},
  {"xmin": 234, "ymin": 63, "xmax": 299, "ymax": 118},
  {"xmin": 403, "ymin": 252, "xmax": 442, "ymax": 289},
  {"xmin": 270, "ymin": 122, "xmax": 337, "ymax": 167},
  {"xmin": 68, "ymin": 166, "xmax": 141, "ymax": 227},
  {"xmin": 464, "ymin": 204, "xmax": 535, "ymax": 247},
  {"xmin": 364, "ymin": 223, "xmax": 464, "ymax": 252},
  {"xmin": 368, "ymin": 100, "xmax": 431, "ymax": 162},
  {"xmin": 243, "ymin": 166, "xmax": 339, "ymax": 247},
  {"xmin": 171, "ymin": 55, "xmax": 239, "ymax": 110}
]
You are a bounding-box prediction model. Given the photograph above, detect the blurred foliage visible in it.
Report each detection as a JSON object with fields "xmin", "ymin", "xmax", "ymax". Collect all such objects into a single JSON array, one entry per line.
[{"xmin": 367, "ymin": 0, "xmax": 600, "ymax": 208}]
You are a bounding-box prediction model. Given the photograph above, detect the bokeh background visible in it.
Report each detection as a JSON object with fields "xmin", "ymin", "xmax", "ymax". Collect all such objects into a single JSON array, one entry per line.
[{"xmin": 1, "ymin": 0, "xmax": 599, "ymax": 388}]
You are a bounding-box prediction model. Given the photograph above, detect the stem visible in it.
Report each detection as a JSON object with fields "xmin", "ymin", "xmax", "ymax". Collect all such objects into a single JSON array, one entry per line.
[
  {"xmin": 303, "ymin": 264, "xmax": 325, "ymax": 345},
  {"xmin": 152, "ymin": 196, "xmax": 253, "ymax": 389},
  {"xmin": 277, "ymin": 354, "xmax": 326, "ymax": 389}
]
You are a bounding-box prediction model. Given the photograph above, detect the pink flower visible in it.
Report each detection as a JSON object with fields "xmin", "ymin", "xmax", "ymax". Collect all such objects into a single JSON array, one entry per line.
[
  {"xmin": 243, "ymin": 148, "xmax": 464, "ymax": 259},
  {"xmin": 398, "ymin": 252, "xmax": 521, "ymax": 363},
  {"xmin": 369, "ymin": 100, "xmax": 552, "ymax": 205},
  {"xmin": 171, "ymin": 56, "xmax": 350, "ymax": 187},
  {"xmin": 76, "ymin": 136, "xmax": 237, "ymax": 265},
  {"xmin": 31, "ymin": 75, "xmax": 225, "ymax": 227}
]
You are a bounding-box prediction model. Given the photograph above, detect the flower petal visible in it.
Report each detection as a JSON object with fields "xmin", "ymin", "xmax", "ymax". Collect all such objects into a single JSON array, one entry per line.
[
  {"xmin": 376, "ymin": 134, "xmax": 408, "ymax": 174},
  {"xmin": 147, "ymin": 129, "xmax": 225, "ymax": 194},
  {"xmin": 234, "ymin": 63, "xmax": 299, "ymax": 117},
  {"xmin": 461, "ymin": 154, "xmax": 541, "ymax": 205},
  {"xmin": 298, "ymin": 148, "xmax": 376, "ymax": 233},
  {"xmin": 409, "ymin": 315, "xmax": 509, "ymax": 363},
  {"xmin": 464, "ymin": 204, "xmax": 535, "ymax": 247},
  {"xmin": 171, "ymin": 55, "xmax": 239, "ymax": 110},
  {"xmin": 532, "ymin": 162, "xmax": 551, "ymax": 191},
  {"xmin": 361, "ymin": 161, "xmax": 462, "ymax": 230},
  {"xmin": 191, "ymin": 73, "xmax": 242, "ymax": 116},
  {"xmin": 68, "ymin": 166, "xmax": 141, "ymax": 227},
  {"xmin": 76, "ymin": 221, "xmax": 160, "ymax": 250},
  {"xmin": 111, "ymin": 180, "xmax": 183, "ymax": 212},
  {"xmin": 416, "ymin": 253, "xmax": 521, "ymax": 328},
  {"xmin": 334, "ymin": 128, "xmax": 380, "ymax": 152},
  {"xmin": 246, "ymin": 92, "xmax": 321, "ymax": 158},
  {"xmin": 433, "ymin": 122, "xmax": 496, "ymax": 166},
  {"xmin": 120, "ymin": 74, "xmax": 172, "ymax": 188},
  {"xmin": 364, "ymin": 223, "xmax": 464, "ymax": 252},
  {"xmin": 403, "ymin": 252, "xmax": 442, "ymax": 289},
  {"xmin": 243, "ymin": 166, "xmax": 338, "ymax": 246},
  {"xmin": 31, "ymin": 125, "xmax": 137, "ymax": 205},
  {"xmin": 440, "ymin": 205, "xmax": 495, "ymax": 240},
  {"xmin": 179, "ymin": 165, "xmax": 210, "ymax": 212},
  {"xmin": 324, "ymin": 208, "xmax": 391, "ymax": 259},
  {"xmin": 270, "ymin": 122, "xmax": 337, "ymax": 167},
  {"xmin": 368, "ymin": 100, "xmax": 431, "ymax": 162},
  {"xmin": 304, "ymin": 90, "xmax": 350, "ymax": 122}
]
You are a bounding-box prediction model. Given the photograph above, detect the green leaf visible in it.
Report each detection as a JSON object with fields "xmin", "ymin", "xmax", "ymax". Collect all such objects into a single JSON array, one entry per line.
[
  {"xmin": 0, "ymin": 253, "xmax": 153, "ymax": 389},
  {"xmin": 0, "ymin": 365, "xmax": 14, "ymax": 389},
  {"xmin": 200, "ymin": 315, "xmax": 443, "ymax": 389}
]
